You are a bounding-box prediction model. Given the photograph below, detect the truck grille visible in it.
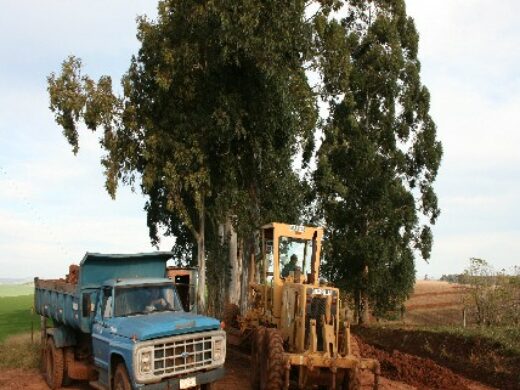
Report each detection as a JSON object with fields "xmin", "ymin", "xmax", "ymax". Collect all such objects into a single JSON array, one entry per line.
[
  {"xmin": 134, "ymin": 329, "xmax": 226, "ymax": 384},
  {"xmin": 153, "ymin": 335, "xmax": 213, "ymax": 375}
]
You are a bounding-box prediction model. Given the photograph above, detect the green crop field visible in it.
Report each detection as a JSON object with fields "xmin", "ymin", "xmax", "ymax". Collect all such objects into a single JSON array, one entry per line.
[
  {"xmin": 0, "ymin": 283, "xmax": 34, "ymax": 297},
  {"xmin": 0, "ymin": 293, "xmax": 39, "ymax": 342}
]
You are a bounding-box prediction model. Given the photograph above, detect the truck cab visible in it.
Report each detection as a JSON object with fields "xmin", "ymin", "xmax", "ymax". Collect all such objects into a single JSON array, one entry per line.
[{"xmin": 35, "ymin": 252, "xmax": 225, "ymax": 390}]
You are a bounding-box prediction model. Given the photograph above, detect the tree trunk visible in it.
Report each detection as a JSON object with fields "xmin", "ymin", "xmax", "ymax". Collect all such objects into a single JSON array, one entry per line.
[
  {"xmin": 358, "ymin": 264, "xmax": 370, "ymax": 325},
  {"xmin": 196, "ymin": 202, "xmax": 206, "ymax": 313},
  {"xmin": 226, "ymin": 219, "xmax": 241, "ymax": 305},
  {"xmin": 360, "ymin": 292, "xmax": 370, "ymax": 324},
  {"xmin": 355, "ymin": 289, "xmax": 361, "ymax": 324}
]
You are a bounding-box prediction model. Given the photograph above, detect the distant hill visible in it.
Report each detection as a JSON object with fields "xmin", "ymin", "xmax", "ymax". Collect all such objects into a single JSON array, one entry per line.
[{"xmin": 0, "ymin": 278, "xmax": 32, "ymax": 285}]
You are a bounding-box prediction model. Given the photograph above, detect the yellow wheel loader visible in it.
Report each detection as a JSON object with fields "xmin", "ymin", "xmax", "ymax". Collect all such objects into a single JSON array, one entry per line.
[{"xmin": 225, "ymin": 222, "xmax": 380, "ymax": 390}]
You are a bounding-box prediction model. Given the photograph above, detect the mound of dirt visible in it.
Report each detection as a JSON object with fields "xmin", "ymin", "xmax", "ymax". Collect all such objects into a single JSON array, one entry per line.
[
  {"xmin": 355, "ymin": 336, "xmax": 470, "ymax": 389},
  {"xmin": 355, "ymin": 326, "xmax": 520, "ymax": 389}
]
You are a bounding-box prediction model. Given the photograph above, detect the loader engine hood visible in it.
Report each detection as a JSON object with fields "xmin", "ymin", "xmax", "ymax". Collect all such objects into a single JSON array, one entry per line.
[{"xmin": 108, "ymin": 311, "xmax": 220, "ymax": 341}]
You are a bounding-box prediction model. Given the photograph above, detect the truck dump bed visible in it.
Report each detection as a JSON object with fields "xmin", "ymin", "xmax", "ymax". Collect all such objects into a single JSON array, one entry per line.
[
  {"xmin": 34, "ymin": 252, "xmax": 174, "ymax": 333},
  {"xmin": 35, "ymin": 277, "xmax": 79, "ymax": 329}
]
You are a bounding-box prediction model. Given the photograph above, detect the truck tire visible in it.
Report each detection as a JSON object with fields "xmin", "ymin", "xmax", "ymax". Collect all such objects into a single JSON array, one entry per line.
[
  {"xmin": 40, "ymin": 338, "xmax": 47, "ymax": 375},
  {"xmin": 250, "ymin": 327, "xmax": 266, "ymax": 390},
  {"xmin": 262, "ymin": 329, "xmax": 284, "ymax": 390},
  {"xmin": 44, "ymin": 337, "xmax": 64, "ymax": 389},
  {"xmin": 113, "ymin": 363, "xmax": 132, "ymax": 390}
]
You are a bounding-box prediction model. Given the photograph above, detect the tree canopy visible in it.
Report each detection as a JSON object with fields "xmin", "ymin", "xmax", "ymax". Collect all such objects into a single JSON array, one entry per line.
[
  {"xmin": 314, "ymin": 0, "xmax": 442, "ymax": 318},
  {"xmin": 48, "ymin": 0, "xmax": 317, "ymax": 310},
  {"xmin": 47, "ymin": 0, "xmax": 442, "ymax": 318}
]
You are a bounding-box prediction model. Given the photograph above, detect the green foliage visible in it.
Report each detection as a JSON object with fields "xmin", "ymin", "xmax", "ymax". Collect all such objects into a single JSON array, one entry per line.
[
  {"xmin": 440, "ymin": 274, "xmax": 463, "ymax": 283},
  {"xmin": 47, "ymin": 0, "xmax": 445, "ymax": 316},
  {"xmin": 47, "ymin": 0, "xmax": 317, "ymax": 309},
  {"xmin": 315, "ymin": 0, "xmax": 442, "ymax": 317},
  {"xmin": 462, "ymin": 258, "xmax": 520, "ymax": 326},
  {"xmin": 0, "ymin": 295, "xmax": 39, "ymax": 341}
]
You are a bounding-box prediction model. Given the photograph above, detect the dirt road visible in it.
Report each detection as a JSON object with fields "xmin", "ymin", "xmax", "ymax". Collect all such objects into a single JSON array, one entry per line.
[{"xmin": 0, "ymin": 347, "xmax": 495, "ymax": 390}]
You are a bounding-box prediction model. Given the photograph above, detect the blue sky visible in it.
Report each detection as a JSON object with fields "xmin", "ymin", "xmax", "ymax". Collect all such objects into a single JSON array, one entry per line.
[{"xmin": 1, "ymin": 1, "xmax": 519, "ymax": 279}]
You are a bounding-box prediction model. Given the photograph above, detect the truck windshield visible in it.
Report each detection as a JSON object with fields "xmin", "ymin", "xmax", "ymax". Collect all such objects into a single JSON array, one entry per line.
[{"xmin": 113, "ymin": 284, "xmax": 182, "ymax": 317}]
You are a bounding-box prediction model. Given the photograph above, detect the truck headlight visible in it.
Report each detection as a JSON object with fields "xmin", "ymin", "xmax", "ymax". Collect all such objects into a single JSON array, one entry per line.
[
  {"xmin": 213, "ymin": 338, "xmax": 225, "ymax": 362},
  {"xmin": 140, "ymin": 349, "xmax": 153, "ymax": 373}
]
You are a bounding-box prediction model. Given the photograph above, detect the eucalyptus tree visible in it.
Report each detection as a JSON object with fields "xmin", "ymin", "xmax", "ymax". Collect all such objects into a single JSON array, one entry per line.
[
  {"xmin": 314, "ymin": 0, "xmax": 442, "ymax": 320},
  {"xmin": 48, "ymin": 0, "xmax": 317, "ymax": 310}
]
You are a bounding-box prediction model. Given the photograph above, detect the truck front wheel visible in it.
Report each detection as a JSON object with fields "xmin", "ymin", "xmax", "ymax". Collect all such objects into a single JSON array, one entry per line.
[
  {"xmin": 44, "ymin": 337, "xmax": 64, "ymax": 389},
  {"xmin": 113, "ymin": 363, "xmax": 132, "ymax": 390}
]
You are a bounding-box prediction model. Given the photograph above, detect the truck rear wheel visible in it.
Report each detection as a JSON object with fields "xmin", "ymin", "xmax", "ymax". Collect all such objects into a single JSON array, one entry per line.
[
  {"xmin": 44, "ymin": 337, "xmax": 64, "ymax": 389},
  {"xmin": 251, "ymin": 327, "xmax": 266, "ymax": 390},
  {"xmin": 262, "ymin": 329, "xmax": 284, "ymax": 390},
  {"xmin": 113, "ymin": 363, "xmax": 132, "ymax": 390}
]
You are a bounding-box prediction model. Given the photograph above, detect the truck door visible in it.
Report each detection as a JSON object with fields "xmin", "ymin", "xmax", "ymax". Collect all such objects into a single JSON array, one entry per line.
[{"xmin": 92, "ymin": 287, "xmax": 112, "ymax": 378}]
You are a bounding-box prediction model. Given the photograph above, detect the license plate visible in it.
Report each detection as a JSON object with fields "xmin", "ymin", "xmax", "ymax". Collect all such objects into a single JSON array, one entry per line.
[{"xmin": 180, "ymin": 377, "xmax": 196, "ymax": 389}]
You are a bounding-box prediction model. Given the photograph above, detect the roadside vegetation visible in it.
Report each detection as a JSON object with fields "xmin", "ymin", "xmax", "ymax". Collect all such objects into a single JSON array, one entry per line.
[{"xmin": 0, "ymin": 333, "xmax": 40, "ymax": 369}]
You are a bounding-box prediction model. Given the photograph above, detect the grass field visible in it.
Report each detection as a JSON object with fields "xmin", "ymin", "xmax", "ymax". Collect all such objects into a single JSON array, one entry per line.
[
  {"xmin": 0, "ymin": 283, "xmax": 34, "ymax": 297},
  {"xmin": 0, "ymin": 284, "xmax": 41, "ymax": 369},
  {"xmin": 0, "ymin": 294, "xmax": 39, "ymax": 341},
  {"xmin": 0, "ymin": 283, "xmax": 39, "ymax": 342}
]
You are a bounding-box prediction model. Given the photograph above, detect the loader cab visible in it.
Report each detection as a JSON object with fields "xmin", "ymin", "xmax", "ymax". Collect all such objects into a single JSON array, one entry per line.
[
  {"xmin": 258, "ymin": 223, "xmax": 323, "ymax": 286},
  {"xmin": 166, "ymin": 267, "xmax": 198, "ymax": 313}
]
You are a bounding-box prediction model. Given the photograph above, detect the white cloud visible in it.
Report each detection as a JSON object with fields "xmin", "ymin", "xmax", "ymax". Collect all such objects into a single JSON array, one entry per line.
[
  {"xmin": 418, "ymin": 230, "xmax": 520, "ymax": 277},
  {"xmin": 1, "ymin": 0, "xmax": 519, "ymax": 281},
  {"xmin": 0, "ymin": 209, "xmax": 175, "ymax": 279}
]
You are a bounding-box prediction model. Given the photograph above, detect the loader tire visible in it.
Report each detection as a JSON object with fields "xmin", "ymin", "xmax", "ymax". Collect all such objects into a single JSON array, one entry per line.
[
  {"xmin": 350, "ymin": 336, "xmax": 360, "ymax": 357},
  {"xmin": 223, "ymin": 303, "xmax": 240, "ymax": 330},
  {"xmin": 44, "ymin": 337, "xmax": 64, "ymax": 389},
  {"xmin": 251, "ymin": 327, "xmax": 266, "ymax": 390},
  {"xmin": 341, "ymin": 367, "xmax": 361, "ymax": 390},
  {"xmin": 263, "ymin": 328, "xmax": 284, "ymax": 390}
]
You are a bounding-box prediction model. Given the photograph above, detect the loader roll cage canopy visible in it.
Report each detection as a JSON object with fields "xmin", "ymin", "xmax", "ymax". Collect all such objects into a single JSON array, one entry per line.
[{"xmin": 259, "ymin": 223, "xmax": 323, "ymax": 285}]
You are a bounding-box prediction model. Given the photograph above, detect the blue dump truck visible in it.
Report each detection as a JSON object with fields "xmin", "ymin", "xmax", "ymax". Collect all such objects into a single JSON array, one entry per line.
[{"xmin": 34, "ymin": 252, "xmax": 226, "ymax": 390}]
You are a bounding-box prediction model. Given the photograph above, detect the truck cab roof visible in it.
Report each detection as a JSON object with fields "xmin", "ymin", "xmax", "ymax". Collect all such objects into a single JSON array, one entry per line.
[
  {"xmin": 79, "ymin": 251, "xmax": 174, "ymax": 288},
  {"xmin": 102, "ymin": 277, "xmax": 174, "ymax": 288}
]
